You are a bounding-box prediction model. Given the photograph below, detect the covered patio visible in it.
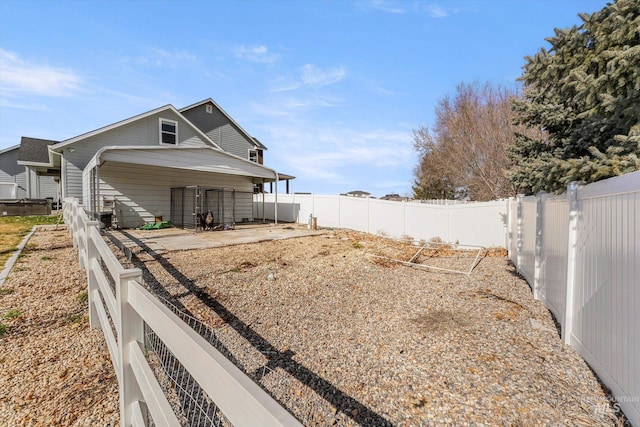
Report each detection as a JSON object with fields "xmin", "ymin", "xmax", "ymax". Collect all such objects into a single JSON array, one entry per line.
[{"xmin": 82, "ymin": 146, "xmax": 292, "ymax": 229}]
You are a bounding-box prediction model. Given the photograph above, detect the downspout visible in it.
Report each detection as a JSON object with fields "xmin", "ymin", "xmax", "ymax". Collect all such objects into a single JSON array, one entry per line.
[
  {"xmin": 61, "ymin": 155, "xmax": 66, "ymax": 200},
  {"xmin": 26, "ymin": 167, "xmax": 31, "ymax": 199},
  {"xmin": 95, "ymin": 164, "xmax": 100, "ymax": 218},
  {"xmin": 89, "ymin": 146, "xmax": 109, "ymax": 218}
]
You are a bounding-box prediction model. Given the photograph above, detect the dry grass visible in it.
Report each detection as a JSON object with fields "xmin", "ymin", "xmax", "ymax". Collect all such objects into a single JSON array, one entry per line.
[{"xmin": 0, "ymin": 215, "xmax": 62, "ymax": 268}]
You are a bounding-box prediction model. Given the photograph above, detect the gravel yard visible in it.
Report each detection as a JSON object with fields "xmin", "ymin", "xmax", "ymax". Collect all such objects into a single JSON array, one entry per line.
[
  {"xmin": 0, "ymin": 228, "xmax": 118, "ymax": 426},
  {"xmin": 114, "ymin": 227, "xmax": 623, "ymax": 426},
  {"xmin": 0, "ymin": 227, "xmax": 625, "ymax": 426}
]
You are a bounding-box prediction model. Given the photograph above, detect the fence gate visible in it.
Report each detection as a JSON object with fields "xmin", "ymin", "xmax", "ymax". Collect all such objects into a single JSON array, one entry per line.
[{"xmin": 170, "ymin": 186, "xmax": 237, "ymax": 230}]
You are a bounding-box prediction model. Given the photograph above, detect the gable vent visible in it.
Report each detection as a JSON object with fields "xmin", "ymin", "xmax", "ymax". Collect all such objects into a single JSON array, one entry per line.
[{"xmin": 206, "ymin": 104, "xmax": 213, "ymax": 114}]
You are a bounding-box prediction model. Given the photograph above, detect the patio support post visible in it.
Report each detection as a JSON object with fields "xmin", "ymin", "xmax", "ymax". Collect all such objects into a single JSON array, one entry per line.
[
  {"xmin": 262, "ymin": 180, "xmax": 266, "ymax": 223},
  {"xmin": 274, "ymin": 172, "xmax": 278, "ymax": 224}
]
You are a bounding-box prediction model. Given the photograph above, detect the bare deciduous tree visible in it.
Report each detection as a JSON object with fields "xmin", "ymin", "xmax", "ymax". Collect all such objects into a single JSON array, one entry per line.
[{"xmin": 413, "ymin": 82, "xmax": 543, "ymax": 201}]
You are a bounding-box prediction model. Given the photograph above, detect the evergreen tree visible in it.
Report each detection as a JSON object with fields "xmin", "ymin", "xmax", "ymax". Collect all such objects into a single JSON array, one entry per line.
[{"xmin": 509, "ymin": 0, "xmax": 640, "ymax": 194}]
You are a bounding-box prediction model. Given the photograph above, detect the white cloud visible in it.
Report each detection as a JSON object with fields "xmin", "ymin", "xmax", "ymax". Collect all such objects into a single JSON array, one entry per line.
[
  {"xmin": 366, "ymin": 1, "xmax": 450, "ymax": 18},
  {"xmin": 251, "ymin": 95, "xmax": 344, "ymax": 117},
  {"xmin": 233, "ymin": 44, "xmax": 279, "ymax": 64},
  {"xmin": 0, "ymin": 49, "xmax": 82, "ymax": 97},
  {"xmin": 0, "ymin": 99, "xmax": 48, "ymax": 111},
  {"xmin": 368, "ymin": 0, "xmax": 406, "ymax": 14},
  {"xmin": 270, "ymin": 124, "xmax": 413, "ymax": 185},
  {"xmin": 300, "ymin": 64, "xmax": 346, "ymax": 87},
  {"xmin": 124, "ymin": 47, "xmax": 197, "ymax": 68},
  {"xmin": 271, "ymin": 64, "xmax": 347, "ymax": 93},
  {"xmin": 423, "ymin": 3, "xmax": 449, "ymax": 18}
]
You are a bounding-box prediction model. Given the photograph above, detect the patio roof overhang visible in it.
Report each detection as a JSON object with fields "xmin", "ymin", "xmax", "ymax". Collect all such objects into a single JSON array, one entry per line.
[
  {"xmin": 82, "ymin": 145, "xmax": 285, "ymax": 223},
  {"xmin": 85, "ymin": 145, "xmax": 280, "ymax": 182}
]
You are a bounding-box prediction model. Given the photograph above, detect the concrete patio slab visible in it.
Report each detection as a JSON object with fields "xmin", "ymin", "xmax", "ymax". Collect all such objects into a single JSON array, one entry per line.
[{"xmin": 109, "ymin": 223, "xmax": 325, "ymax": 252}]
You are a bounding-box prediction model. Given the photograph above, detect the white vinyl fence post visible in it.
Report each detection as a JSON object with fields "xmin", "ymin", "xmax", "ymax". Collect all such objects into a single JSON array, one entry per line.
[
  {"xmin": 71, "ymin": 201, "xmax": 79, "ymax": 248},
  {"xmin": 563, "ymin": 182, "xmax": 580, "ymax": 345},
  {"xmin": 367, "ymin": 196, "xmax": 370, "ymax": 234},
  {"xmin": 533, "ymin": 193, "xmax": 544, "ymax": 300},
  {"xmin": 78, "ymin": 211, "xmax": 88, "ymax": 271},
  {"xmin": 292, "ymin": 193, "xmax": 296, "ymax": 223},
  {"xmin": 85, "ymin": 220, "xmax": 100, "ymax": 329},
  {"xmin": 116, "ymin": 269, "xmax": 145, "ymax": 427},
  {"xmin": 516, "ymin": 195, "xmax": 524, "ymax": 274},
  {"xmin": 504, "ymin": 197, "xmax": 511, "ymax": 252},
  {"xmin": 506, "ymin": 198, "xmax": 513, "ymax": 259},
  {"xmin": 402, "ymin": 200, "xmax": 406, "ymax": 237},
  {"xmin": 338, "ymin": 194, "xmax": 341, "ymax": 229}
]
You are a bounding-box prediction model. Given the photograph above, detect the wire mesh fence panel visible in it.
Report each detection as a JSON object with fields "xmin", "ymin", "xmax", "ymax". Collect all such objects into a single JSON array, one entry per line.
[
  {"xmin": 204, "ymin": 188, "xmax": 235, "ymax": 227},
  {"xmin": 140, "ymin": 294, "xmax": 312, "ymax": 426},
  {"xmin": 170, "ymin": 187, "xmax": 200, "ymax": 230},
  {"xmin": 144, "ymin": 321, "xmax": 232, "ymax": 427},
  {"xmin": 187, "ymin": 187, "xmax": 198, "ymax": 231},
  {"xmin": 171, "ymin": 187, "xmax": 242, "ymax": 230},
  {"xmin": 170, "ymin": 188, "xmax": 185, "ymax": 228}
]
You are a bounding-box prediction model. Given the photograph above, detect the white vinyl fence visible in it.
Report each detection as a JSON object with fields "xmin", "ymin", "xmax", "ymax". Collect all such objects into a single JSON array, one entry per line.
[
  {"xmin": 254, "ymin": 194, "xmax": 508, "ymax": 247},
  {"xmin": 507, "ymin": 172, "xmax": 640, "ymax": 425},
  {"xmin": 257, "ymin": 173, "xmax": 639, "ymax": 424},
  {"xmin": 0, "ymin": 182, "xmax": 18, "ymax": 199},
  {"xmin": 63, "ymin": 198, "xmax": 301, "ymax": 427}
]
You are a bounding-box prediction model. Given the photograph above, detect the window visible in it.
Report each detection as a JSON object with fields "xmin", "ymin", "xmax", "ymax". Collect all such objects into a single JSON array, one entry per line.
[
  {"xmin": 249, "ymin": 149, "xmax": 258, "ymax": 162},
  {"xmin": 159, "ymin": 119, "xmax": 177, "ymax": 145}
]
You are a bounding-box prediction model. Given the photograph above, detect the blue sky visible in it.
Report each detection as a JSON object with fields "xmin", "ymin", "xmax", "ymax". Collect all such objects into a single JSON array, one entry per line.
[{"xmin": 0, "ymin": 0, "xmax": 606, "ymax": 197}]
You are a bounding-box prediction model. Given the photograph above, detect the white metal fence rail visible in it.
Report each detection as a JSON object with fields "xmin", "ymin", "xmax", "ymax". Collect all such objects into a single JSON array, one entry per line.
[
  {"xmin": 63, "ymin": 197, "xmax": 301, "ymax": 427},
  {"xmin": 507, "ymin": 172, "xmax": 640, "ymax": 425},
  {"xmin": 254, "ymin": 194, "xmax": 508, "ymax": 247}
]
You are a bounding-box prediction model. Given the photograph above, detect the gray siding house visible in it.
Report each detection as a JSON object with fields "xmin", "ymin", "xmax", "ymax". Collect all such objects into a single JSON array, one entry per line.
[
  {"xmin": 0, "ymin": 145, "xmax": 25, "ymax": 198},
  {"xmin": 0, "ymin": 141, "xmax": 59, "ymax": 201},
  {"xmin": 2, "ymin": 98, "xmax": 293, "ymax": 228}
]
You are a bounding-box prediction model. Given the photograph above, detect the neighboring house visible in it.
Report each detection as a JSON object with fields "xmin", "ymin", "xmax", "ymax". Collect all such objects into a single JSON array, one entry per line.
[
  {"xmin": 342, "ymin": 190, "xmax": 373, "ymax": 198},
  {"xmin": 0, "ymin": 145, "xmax": 25, "ymax": 198},
  {"xmin": 380, "ymin": 193, "xmax": 409, "ymax": 201},
  {"xmin": 18, "ymin": 137, "xmax": 61, "ymax": 203},
  {"xmin": 1, "ymin": 98, "xmax": 294, "ymax": 228},
  {"xmin": 0, "ymin": 142, "xmax": 59, "ymax": 201}
]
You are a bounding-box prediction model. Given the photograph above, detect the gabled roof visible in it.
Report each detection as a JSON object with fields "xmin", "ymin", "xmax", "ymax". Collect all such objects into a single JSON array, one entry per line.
[
  {"xmin": 0, "ymin": 144, "xmax": 20, "ymax": 156},
  {"xmin": 180, "ymin": 98, "xmax": 268, "ymax": 151},
  {"xmin": 345, "ymin": 190, "xmax": 372, "ymax": 197},
  {"xmin": 18, "ymin": 137, "xmax": 59, "ymax": 166},
  {"xmin": 50, "ymin": 104, "xmax": 223, "ymax": 152},
  {"xmin": 251, "ymin": 137, "xmax": 267, "ymax": 150}
]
